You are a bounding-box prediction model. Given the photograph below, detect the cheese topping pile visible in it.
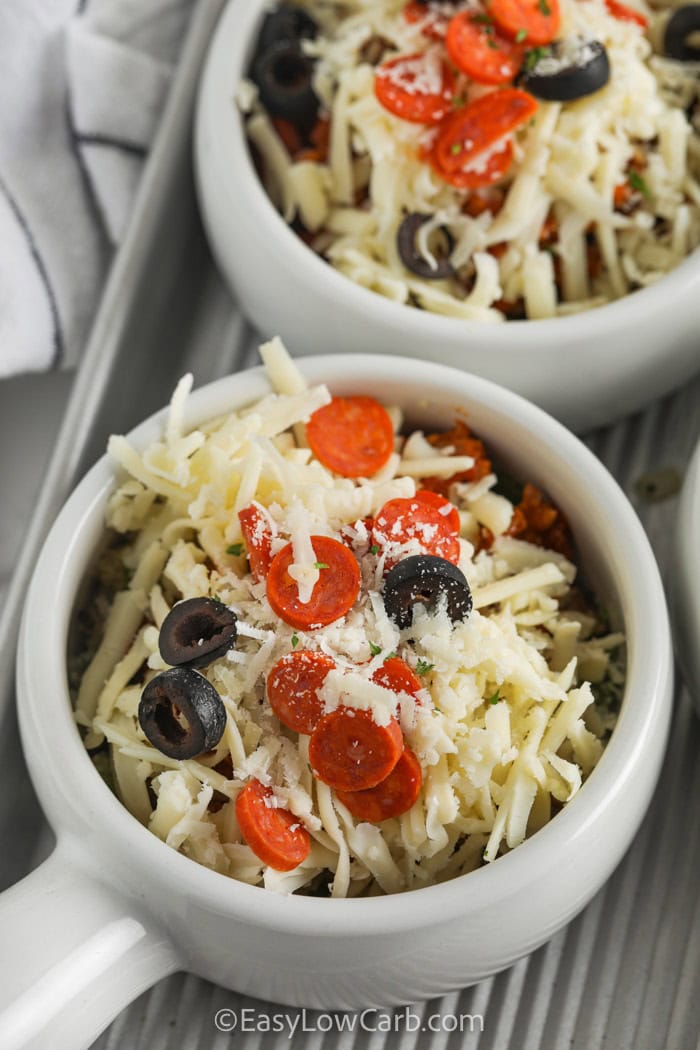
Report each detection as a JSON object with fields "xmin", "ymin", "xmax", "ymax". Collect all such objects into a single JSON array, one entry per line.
[
  {"xmin": 241, "ymin": 0, "xmax": 700, "ymax": 321},
  {"xmin": 74, "ymin": 339, "xmax": 622, "ymax": 896}
]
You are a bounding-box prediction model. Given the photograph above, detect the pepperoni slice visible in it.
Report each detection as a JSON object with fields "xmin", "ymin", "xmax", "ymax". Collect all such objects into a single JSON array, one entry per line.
[
  {"xmin": 235, "ymin": 779, "xmax": 311, "ymax": 871},
  {"xmin": 306, "ymin": 396, "xmax": 394, "ymax": 478},
  {"xmin": 415, "ymin": 489, "xmax": 461, "ymax": 533},
  {"xmin": 309, "ymin": 708, "xmax": 404, "ymax": 791},
  {"xmin": 403, "ymin": 1, "xmax": 451, "ymax": 38},
  {"xmin": 432, "ymin": 90, "xmax": 538, "ymax": 176},
  {"xmin": 374, "ymin": 52, "xmax": 456, "ymax": 124},
  {"xmin": 340, "ymin": 515, "xmax": 375, "ymax": 549},
  {"xmin": 446, "ymin": 12, "xmax": 525, "ymax": 85},
  {"xmin": 267, "ymin": 650, "xmax": 334, "ymax": 734},
  {"xmin": 431, "ymin": 139, "xmax": 515, "ymax": 189},
  {"xmin": 372, "ymin": 656, "xmax": 424, "ymax": 699},
  {"xmin": 604, "ymin": 0, "xmax": 648, "ymax": 26},
  {"xmin": 336, "ymin": 748, "xmax": 423, "ymax": 822},
  {"xmin": 266, "ymin": 536, "xmax": 361, "ymax": 630},
  {"xmin": 372, "ymin": 496, "xmax": 461, "ymax": 566},
  {"xmin": 238, "ymin": 504, "xmax": 274, "ymax": 580},
  {"xmin": 490, "ymin": 0, "xmax": 560, "ymax": 46}
]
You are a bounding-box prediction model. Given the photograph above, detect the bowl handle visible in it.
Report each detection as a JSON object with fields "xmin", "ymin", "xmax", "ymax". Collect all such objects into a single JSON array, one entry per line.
[{"xmin": 0, "ymin": 840, "xmax": 179, "ymax": 1050}]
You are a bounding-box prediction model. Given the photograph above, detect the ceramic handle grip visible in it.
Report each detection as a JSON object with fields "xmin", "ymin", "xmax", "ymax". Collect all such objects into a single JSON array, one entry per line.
[{"xmin": 0, "ymin": 842, "xmax": 178, "ymax": 1050}]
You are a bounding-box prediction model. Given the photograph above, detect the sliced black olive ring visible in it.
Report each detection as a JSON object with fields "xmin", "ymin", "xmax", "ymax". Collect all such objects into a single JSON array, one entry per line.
[
  {"xmin": 159, "ymin": 596, "xmax": 237, "ymax": 669},
  {"xmin": 519, "ymin": 40, "xmax": 610, "ymax": 102},
  {"xmin": 256, "ymin": 3, "xmax": 318, "ymax": 55},
  {"xmin": 139, "ymin": 667, "xmax": 227, "ymax": 760},
  {"xmin": 664, "ymin": 6, "xmax": 700, "ymax": 62},
  {"xmin": 397, "ymin": 213, "xmax": 455, "ymax": 281},
  {"xmin": 383, "ymin": 555, "xmax": 473, "ymax": 630},
  {"xmin": 251, "ymin": 42, "xmax": 320, "ymax": 133}
]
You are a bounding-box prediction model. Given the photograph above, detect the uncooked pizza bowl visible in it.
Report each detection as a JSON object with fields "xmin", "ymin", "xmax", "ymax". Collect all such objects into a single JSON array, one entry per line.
[
  {"xmin": 194, "ymin": 0, "xmax": 700, "ymax": 430},
  {"xmin": 0, "ymin": 353, "xmax": 672, "ymax": 1050}
]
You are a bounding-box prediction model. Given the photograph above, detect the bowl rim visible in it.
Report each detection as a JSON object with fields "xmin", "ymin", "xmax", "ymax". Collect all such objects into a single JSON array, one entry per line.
[
  {"xmin": 673, "ymin": 435, "xmax": 700, "ymax": 711},
  {"xmin": 19, "ymin": 354, "xmax": 673, "ymax": 937},
  {"xmin": 200, "ymin": 0, "xmax": 700, "ymax": 348}
]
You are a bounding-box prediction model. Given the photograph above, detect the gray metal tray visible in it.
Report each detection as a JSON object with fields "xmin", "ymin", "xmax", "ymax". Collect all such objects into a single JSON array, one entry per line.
[{"xmin": 2, "ymin": 1, "xmax": 700, "ymax": 1046}]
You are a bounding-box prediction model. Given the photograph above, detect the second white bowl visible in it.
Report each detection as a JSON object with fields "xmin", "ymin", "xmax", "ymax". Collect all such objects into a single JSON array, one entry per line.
[{"xmin": 194, "ymin": 0, "xmax": 700, "ymax": 432}]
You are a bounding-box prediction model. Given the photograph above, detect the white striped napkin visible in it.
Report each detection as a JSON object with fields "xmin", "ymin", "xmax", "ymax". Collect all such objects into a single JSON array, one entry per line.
[{"xmin": 0, "ymin": 0, "xmax": 193, "ymax": 379}]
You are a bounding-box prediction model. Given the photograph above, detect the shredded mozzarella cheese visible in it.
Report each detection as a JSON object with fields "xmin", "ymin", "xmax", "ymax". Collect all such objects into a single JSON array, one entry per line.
[{"xmin": 73, "ymin": 339, "xmax": 623, "ymax": 896}]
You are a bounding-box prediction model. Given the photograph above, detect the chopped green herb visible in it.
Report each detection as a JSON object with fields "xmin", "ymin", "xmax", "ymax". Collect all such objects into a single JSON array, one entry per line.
[
  {"xmin": 226, "ymin": 543, "xmax": 244, "ymax": 556},
  {"xmin": 482, "ymin": 846, "xmax": 490, "ymax": 861},
  {"xmin": 314, "ymin": 561, "xmax": 330, "ymax": 570},
  {"xmin": 370, "ymin": 544, "xmax": 380, "ymax": 555},
  {"xmin": 369, "ymin": 641, "xmax": 382, "ymax": 656},
  {"xmin": 488, "ymin": 691, "xmax": 501, "ymax": 705},
  {"xmin": 628, "ymin": 170, "xmax": 652, "ymax": 199},
  {"xmin": 592, "ymin": 675, "xmax": 624, "ymax": 713},
  {"xmin": 515, "ymin": 27, "xmax": 528, "ymax": 41},
  {"xmin": 486, "ymin": 37, "xmax": 498, "ymax": 49},
  {"xmin": 451, "ymin": 94, "xmax": 466, "ymax": 108},
  {"xmin": 525, "ymin": 46, "xmax": 549, "ymax": 71},
  {"xmin": 450, "ymin": 142, "xmax": 463, "ymax": 156},
  {"xmin": 385, "ymin": 651, "xmax": 397, "ymax": 661},
  {"xmin": 472, "ymin": 12, "xmax": 493, "ymax": 24},
  {"xmin": 291, "ymin": 634, "xmax": 299, "ymax": 648},
  {"xmin": 537, "ymin": 0, "xmax": 551, "ymax": 14},
  {"xmin": 416, "ymin": 659, "xmax": 435, "ymax": 675},
  {"xmin": 211, "ymin": 594, "xmax": 224, "ymax": 604}
]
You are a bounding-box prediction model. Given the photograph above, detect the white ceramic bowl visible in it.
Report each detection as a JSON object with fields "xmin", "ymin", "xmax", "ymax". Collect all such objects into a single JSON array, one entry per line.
[
  {"xmin": 194, "ymin": 0, "xmax": 700, "ymax": 433},
  {"xmin": 673, "ymin": 436, "xmax": 700, "ymax": 714},
  {"xmin": 1, "ymin": 356, "xmax": 672, "ymax": 1050}
]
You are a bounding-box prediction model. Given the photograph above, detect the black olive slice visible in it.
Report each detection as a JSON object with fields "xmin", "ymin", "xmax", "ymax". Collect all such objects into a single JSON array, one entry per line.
[
  {"xmin": 519, "ymin": 40, "xmax": 610, "ymax": 102},
  {"xmin": 252, "ymin": 42, "xmax": 320, "ymax": 133},
  {"xmin": 383, "ymin": 555, "xmax": 473, "ymax": 630},
  {"xmin": 139, "ymin": 667, "xmax": 227, "ymax": 760},
  {"xmin": 159, "ymin": 597, "xmax": 237, "ymax": 669},
  {"xmin": 664, "ymin": 6, "xmax": 700, "ymax": 61},
  {"xmin": 257, "ymin": 4, "xmax": 318, "ymax": 55},
  {"xmin": 397, "ymin": 213, "xmax": 455, "ymax": 280}
]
